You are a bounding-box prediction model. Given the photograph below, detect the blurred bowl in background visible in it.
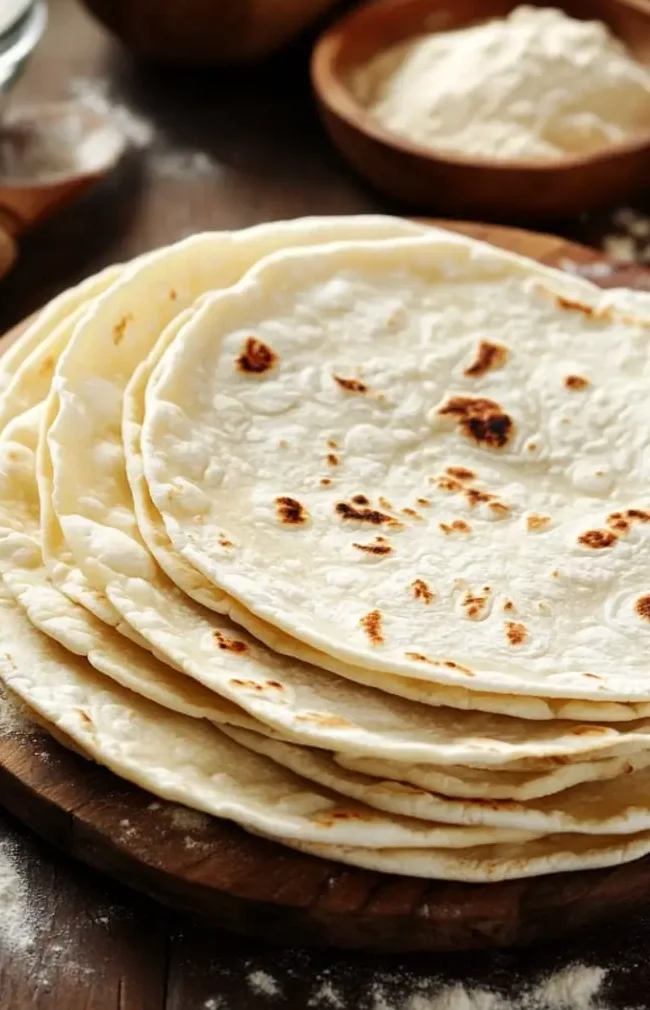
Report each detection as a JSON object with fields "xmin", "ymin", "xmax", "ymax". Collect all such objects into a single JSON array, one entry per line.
[
  {"xmin": 80, "ymin": 0, "xmax": 341, "ymax": 65},
  {"xmin": 311, "ymin": 0, "xmax": 650, "ymax": 220},
  {"xmin": 0, "ymin": 0, "xmax": 47, "ymax": 112}
]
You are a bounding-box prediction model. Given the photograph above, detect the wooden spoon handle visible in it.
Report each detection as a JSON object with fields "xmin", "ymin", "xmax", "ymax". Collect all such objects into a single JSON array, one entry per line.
[{"xmin": 0, "ymin": 225, "xmax": 17, "ymax": 281}]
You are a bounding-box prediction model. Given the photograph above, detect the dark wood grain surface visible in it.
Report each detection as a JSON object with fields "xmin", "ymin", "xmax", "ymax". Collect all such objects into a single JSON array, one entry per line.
[{"xmin": 2, "ymin": 1, "xmax": 650, "ymax": 1007}]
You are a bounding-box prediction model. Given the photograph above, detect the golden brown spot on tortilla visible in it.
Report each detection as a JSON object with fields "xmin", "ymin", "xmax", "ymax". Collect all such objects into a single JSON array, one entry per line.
[
  {"xmin": 578, "ymin": 529, "xmax": 617, "ymax": 549},
  {"xmin": 571, "ymin": 725, "xmax": 610, "ymax": 736},
  {"xmin": 218, "ymin": 538, "xmax": 233, "ymax": 548},
  {"xmin": 438, "ymin": 396, "xmax": 514, "ymax": 449},
  {"xmin": 295, "ymin": 712, "xmax": 353, "ymax": 728},
  {"xmin": 360, "ymin": 609, "xmax": 384, "ymax": 645},
  {"xmin": 353, "ymin": 539, "xmax": 393, "ymax": 556},
  {"xmin": 333, "ymin": 374, "xmax": 367, "ymax": 394},
  {"xmin": 436, "ymin": 476, "xmax": 463, "ymax": 493},
  {"xmin": 464, "ymin": 341, "xmax": 509, "ymax": 378},
  {"xmin": 462, "ymin": 590, "xmax": 490, "ymax": 621},
  {"xmin": 582, "ymin": 673, "xmax": 603, "ymax": 680},
  {"xmin": 336, "ymin": 501, "xmax": 402, "ymax": 528},
  {"xmin": 416, "ymin": 497, "xmax": 431, "ymax": 507},
  {"xmin": 327, "ymin": 453, "xmax": 339, "ymax": 466},
  {"xmin": 564, "ymin": 374, "xmax": 590, "ymax": 391},
  {"xmin": 439, "ymin": 519, "xmax": 471, "ymax": 535},
  {"xmin": 556, "ymin": 294, "xmax": 597, "ymax": 316},
  {"xmin": 314, "ymin": 809, "xmax": 375, "ymax": 825},
  {"xmin": 624, "ymin": 762, "xmax": 634, "ymax": 774},
  {"xmin": 527, "ymin": 514, "xmax": 551, "ymax": 532},
  {"xmin": 527, "ymin": 442, "xmax": 538, "ymax": 453},
  {"xmin": 635, "ymin": 594, "xmax": 650, "ymax": 621},
  {"xmin": 446, "ymin": 466, "xmax": 475, "ymax": 481},
  {"xmin": 412, "ymin": 579, "xmax": 434, "ymax": 604},
  {"xmin": 214, "ymin": 632, "xmax": 247, "ymax": 653},
  {"xmin": 230, "ymin": 679, "xmax": 264, "ymax": 691},
  {"xmin": 236, "ymin": 337, "xmax": 277, "ymax": 374},
  {"xmin": 402, "ymin": 507, "xmax": 423, "ymax": 519},
  {"xmin": 607, "ymin": 509, "xmax": 650, "ymax": 536},
  {"xmin": 278, "ymin": 439, "xmax": 289, "ymax": 449},
  {"xmin": 503, "ymin": 600, "xmax": 515, "ymax": 614},
  {"xmin": 489, "ymin": 502, "xmax": 511, "ymax": 517},
  {"xmin": 320, "ymin": 478, "xmax": 332, "ymax": 487},
  {"xmin": 505, "ymin": 621, "xmax": 528, "ymax": 646},
  {"xmin": 112, "ymin": 314, "xmax": 133, "ymax": 346},
  {"xmin": 38, "ymin": 355, "xmax": 54, "ymax": 374},
  {"xmin": 328, "ymin": 439, "xmax": 338, "ymax": 449},
  {"xmin": 352, "ymin": 494, "xmax": 369, "ymax": 505},
  {"xmin": 405, "ymin": 653, "xmax": 475, "ymax": 676},
  {"xmin": 77, "ymin": 709, "xmax": 93, "ymax": 727},
  {"xmin": 276, "ymin": 496, "xmax": 308, "ymax": 525},
  {"xmin": 378, "ymin": 496, "xmax": 393, "ymax": 511},
  {"xmin": 169, "ymin": 288, "xmax": 177, "ymax": 300}
]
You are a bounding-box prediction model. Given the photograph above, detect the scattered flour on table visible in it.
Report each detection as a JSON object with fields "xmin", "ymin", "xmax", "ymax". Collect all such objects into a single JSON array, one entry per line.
[
  {"xmin": 68, "ymin": 77, "xmax": 221, "ymax": 180},
  {"xmin": 0, "ymin": 687, "xmax": 34, "ymax": 736},
  {"xmin": 0, "ymin": 839, "xmax": 38, "ymax": 954},
  {"xmin": 169, "ymin": 805, "xmax": 210, "ymax": 833},
  {"xmin": 308, "ymin": 980, "xmax": 346, "ymax": 1008},
  {"xmin": 602, "ymin": 208, "xmax": 650, "ymax": 265},
  {"xmin": 248, "ymin": 969, "xmax": 282, "ymax": 998}
]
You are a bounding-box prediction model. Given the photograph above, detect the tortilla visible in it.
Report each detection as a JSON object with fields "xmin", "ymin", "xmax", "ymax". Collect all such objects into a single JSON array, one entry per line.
[{"xmin": 142, "ymin": 234, "xmax": 650, "ymax": 702}]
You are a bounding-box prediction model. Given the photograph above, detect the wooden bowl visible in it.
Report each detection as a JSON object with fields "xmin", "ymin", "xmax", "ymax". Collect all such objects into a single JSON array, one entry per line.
[{"xmin": 311, "ymin": 0, "xmax": 650, "ymax": 219}]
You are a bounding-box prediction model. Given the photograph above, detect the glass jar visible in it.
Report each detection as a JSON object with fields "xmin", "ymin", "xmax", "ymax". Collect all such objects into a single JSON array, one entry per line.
[{"xmin": 0, "ymin": 0, "xmax": 47, "ymax": 112}]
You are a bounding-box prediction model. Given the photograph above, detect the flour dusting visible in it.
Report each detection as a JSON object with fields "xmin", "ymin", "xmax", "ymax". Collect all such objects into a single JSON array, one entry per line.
[
  {"xmin": 248, "ymin": 969, "xmax": 282, "ymax": 998},
  {"xmin": 0, "ymin": 839, "xmax": 37, "ymax": 954},
  {"xmin": 169, "ymin": 805, "xmax": 210, "ymax": 833}
]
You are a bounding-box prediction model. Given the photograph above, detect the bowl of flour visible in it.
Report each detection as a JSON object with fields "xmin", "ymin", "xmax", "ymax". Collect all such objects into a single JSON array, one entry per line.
[{"xmin": 311, "ymin": 0, "xmax": 650, "ymax": 218}]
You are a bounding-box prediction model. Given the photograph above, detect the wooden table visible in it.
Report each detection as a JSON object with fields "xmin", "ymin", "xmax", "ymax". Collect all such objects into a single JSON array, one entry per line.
[{"xmin": 2, "ymin": 2, "xmax": 650, "ymax": 1006}]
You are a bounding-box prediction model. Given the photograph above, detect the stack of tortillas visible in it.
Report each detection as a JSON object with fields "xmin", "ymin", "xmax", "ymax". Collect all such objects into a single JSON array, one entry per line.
[{"xmin": 5, "ymin": 215, "xmax": 650, "ymax": 882}]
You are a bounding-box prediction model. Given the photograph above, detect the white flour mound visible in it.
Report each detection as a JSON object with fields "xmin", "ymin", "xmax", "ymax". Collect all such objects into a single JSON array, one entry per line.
[{"xmin": 353, "ymin": 5, "xmax": 650, "ymax": 160}]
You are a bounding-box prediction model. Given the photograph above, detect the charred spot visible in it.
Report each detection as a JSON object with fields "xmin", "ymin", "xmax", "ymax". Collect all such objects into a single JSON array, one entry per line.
[
  {"xmin": 438, "ymin": 396, "xmax": 514, "ymax": 449},
  {"xmin": 276, "ymin": 496, "xmax": 308, "ymax": 525},
  {"xmin": 230, "ymin": 679, "xmax": 263, "ymax": 691},
  {"xmin": 320, "ymin": 478, "xmax": 332, "ymax": 487},
  {"xmin": 446, "ymin": 466, "xmax": 475, "ymax": 481},
  {"xmin": 439, "ymin": 519, "xmax": 471, "ymax": 535},
  {"xmin": 527, "ymin": 514, "xmax": 551, "ymax": 533},
  {"xmin": 582, "ymin": 673, "xmax": 603, "ymax": 680},
  {"xmin": 625, "ymin": 762, "xmax": 634, "ymax": 774},
  {"xmin": 578, "ymin": 529, "xmax": 617, "ymax": 549},
  {"xmin": 402, "ymin": 507, "xmax": 423, "ymax": 519},
  {"xmin": 465, "ymin": 487, "xmax": 492, "ymax": 506},
  {"xmin": 214, "ymin": 632, "xmax": 247, "ymax": 653},
  {"xmin": 77, "ymin": 709, "xmax": 93, "ymax": 726},
  {"xmin": 416, "ymin": 497, "xmax": 431, "ymax": 507},
  {"xmin": 503, "ymin": 600, "xmax": 515, "ymax": 613},
  {"xmin": 353, "ymin": 539, "xmax": 393, "ymax": 556},
  {"xmin": 403, "ymin": 652, "xmax": 474, "ymax": 675},
  {"xmin": 327, "ymin": 453, "xmax": 339, "ymax": 467},
  {"xmin": 336, "ymin": 501, "xmax": 401, "ymax": 528},
  {"xmin": 112, "ymin": 314, "xmax": 133, "ymax": 346},
  {"xmin": 505, "ymin": 621, "xmax": 528, "ymax": 646},
  {"xmin": 564, "ymin": 374, "xmax": 590, "ymax": 391},
  {"xmin": 218, "ymin": 538, "xmax": 233, "ymax": 548},
  {"xmin": 360, "ymin": 609, "xmax": 384, "ymax": 645},
  {"xmin": 333, "ymin": 374, "xmax": 367, "ymax": 394},
  {"xmin": 464, "ymin": 341, "xmax": 509, "ymax": 378},
  {"xmin": 328, "ymin": 439, "xmax": 339, "ymax": 449},
  {"xmin": 352, "ymin": 494, "xmax": 369, "ymax": 505},
  {"xmin": 635, "ymin": 594, "xmax": 650, "ymax": 621},
  {"xmin": 236, "ymin": 337, "xmax": 277, "ymax": 374},
  {"xmin": 412, "ymin": 579, "xmax": 434, "ymax": 604}
]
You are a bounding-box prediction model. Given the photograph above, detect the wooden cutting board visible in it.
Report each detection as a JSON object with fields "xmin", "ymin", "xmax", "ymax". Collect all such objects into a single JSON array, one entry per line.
[{"xmin": 1, "ymin": 220, "xmax": 650, "ymax": 954}]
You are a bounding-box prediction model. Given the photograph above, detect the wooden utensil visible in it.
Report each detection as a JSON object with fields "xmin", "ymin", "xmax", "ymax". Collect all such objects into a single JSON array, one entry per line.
[
  {"xmin": 0, "ymin": 101, "xmax": 126, "ymax": 281},
  {"xmin": 2, "ymin": 220, "xmax": 650, "ymax": 952},
  {"xmin": 311, "ymin": 0, "xmax": 650, "ymax": 219}
]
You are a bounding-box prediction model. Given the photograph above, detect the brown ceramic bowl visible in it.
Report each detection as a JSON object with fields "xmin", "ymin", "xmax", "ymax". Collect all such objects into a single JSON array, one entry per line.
[{"xmin": 311, "ymin": 0, "xmax": 650, "ymax": 219}]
